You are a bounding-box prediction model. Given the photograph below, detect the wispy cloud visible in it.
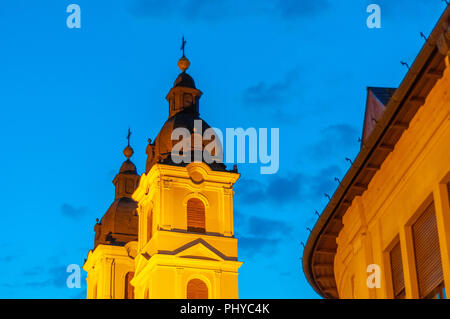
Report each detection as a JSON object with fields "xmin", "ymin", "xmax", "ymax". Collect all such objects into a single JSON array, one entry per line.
[
  {"xmin": 0, "ymin": 256, "xmax": 14, "ymax": 263},
  {"xmin": 308, "ymin": 124, "xmax": 359, "ymax": 161},
  {"xmin": 242, "ymin": 70, "xmax": 299, "ymax": 107},
  {"xmin": 22, "ymin": 265, "xmax": 69, "ymax": 289},
  {"xmin": 235, "ymin": 165, "xmax": 343, "ymax": 206},
  {"xmin": 236, "ymin": 213, "xmax": 293, "ymax": 257},
  {"xmin": 247, "ymin": 216, "xmax": 293, "ymax": 237},
  {"xmin": 130, "ymin": 0, "xmax": 331, "ymax": 21},
  {"xmin": 276, "ymin": 0, "xmax": 330, "ymax": 19},
  {"xmin": 61, "ymin": 204, "xmax": 88, "ymax": 219},
  {"xmin": 238, "ymin": 236, "xmax": 280, "ymax": 257}
]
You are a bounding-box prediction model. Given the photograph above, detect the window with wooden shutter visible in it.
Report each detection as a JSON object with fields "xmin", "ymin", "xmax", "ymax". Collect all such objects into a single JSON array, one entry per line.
[
  {"xmin": 187, "ymin": 279, "xmax": 208, "ymax": 299},
  {"xmin": 413, "ymin": 202, "xmax": 445, "ymax": 299},
  {"xmin": 390, "ymin": 241, "xmax": 405, "ymax": 299},
  {"xmin": 93, "ymin": 284, "xmax": 97, "ymax": 299},
  {"xmin": 147, "ymin": 209, "xmax": 153, "ymax": 242},
  {"xmin": 447, "ymin": 182, "xmax": 450, "ymax": 205},
  {"xmin": 125, "ymin": 272, "xmax": 134, "ymax": 299},
  {"xmin": 187, "ymin": 198, "xmax": 205, "ymax": 233}
]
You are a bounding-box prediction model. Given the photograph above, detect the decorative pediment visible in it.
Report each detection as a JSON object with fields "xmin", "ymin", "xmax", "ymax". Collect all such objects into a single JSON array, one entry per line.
[{"xmin": 159, "ymin": 238, "xmax": 237, "ymax": 261}]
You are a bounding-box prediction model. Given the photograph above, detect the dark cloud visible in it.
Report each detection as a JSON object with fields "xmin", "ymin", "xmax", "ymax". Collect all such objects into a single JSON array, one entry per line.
[
  {"xmin": 235, "ymin": 175, "xmax": 304, "ymax": 205},
  {"xmin": 308, "ymin": 124, "xmax": 359, "ymax": 161},
  {"xmin": 242, "ymin": 70, "xmax": 299, "ymax": 107},
  {"xmin": 276, "ymin": 0, "xmax": 330, "ymax": 19},
  {"xmin": 21, "ymin": 264, "xmax": 77, "ymax": 289},
  {"xmin": 238, "ymin": 236, "xmax": 280, "ymax": 257},
  {"xmin": 22, "ymin": 266, "xmax": 44, "ymax": 277},
  {"xmin": 362, "ymin": 0, "xmax": 440, "ymax": 21},
  {"xmin": 61, "ymin": 204, "xmax": 88, "ymax": 219},
  {"xmin": 368, "ymin": 0, "xmax": 431, "ymax": 11},
  {"xmin": 0, "ymin": 256, "xmax": 14, "ymax": 263},
  {"xmin": 234, "ymin": 178, "xmax": 269, "ymax": 204},
  {"xmin": 130, "ymin": 0, "xmax": 330, "ymax": 21},
  {"xmin": 265, "ymin": 175, "xmax": 303, "ymax": 203},
  {"xmin": 235, "ymin": 165, "xmax": 342, "ymax": 206},
  {"xmin": 236, "ymin": 213, "xmax": 293, "ymax": 257},
  {"xmin": 247, "ymin": 216, "xmax": 293, "ymax": 237},
  {"xmin": 308, "ymin": 165, "xmax": 342, "ymax": 199}
]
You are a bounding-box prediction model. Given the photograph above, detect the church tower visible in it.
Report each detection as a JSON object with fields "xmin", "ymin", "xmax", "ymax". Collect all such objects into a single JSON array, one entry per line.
[
  {"xmin": 131, "ymin": 50, "xmax": 242, "ymax": 299},
  {"xmin": 83, "ymin": 140, "xmax": 140, "ymax": 299}
]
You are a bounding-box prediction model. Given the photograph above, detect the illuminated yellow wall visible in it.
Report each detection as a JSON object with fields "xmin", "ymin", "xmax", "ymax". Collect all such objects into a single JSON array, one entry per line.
[
  {"xmin": 334, "ymin": 61, "xmax": 450, "ymax": 299},
  {"xmin": 83, "ymin": 242, "xmax": 137, "ymax": 299},
  {"xmin": 131, "ymin": 162, "xmax": 242, "ymax": 299}
]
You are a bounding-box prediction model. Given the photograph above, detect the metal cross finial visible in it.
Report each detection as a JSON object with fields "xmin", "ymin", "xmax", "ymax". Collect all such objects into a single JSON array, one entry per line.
[
  {"xmin": 127, "ymin": 128, "xmax": 131, "ymax": 146},
  {"xmin": 181, "ymin": 36, "xmax": 187, "ymax": 57}
]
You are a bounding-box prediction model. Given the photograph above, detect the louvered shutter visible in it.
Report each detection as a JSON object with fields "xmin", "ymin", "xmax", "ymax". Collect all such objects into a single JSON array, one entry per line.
[
  {"xmin": 125, "ymin": 272, "xmax": 135, "ymax": 299},
  {"xmin": 187, "ymin": 279, "xmax": 208, "ymax": 299},
  {"xmin": 390, "ymin": 241, "xmax": 405, "ymax": 298},
  {"xmin": 447, "ymin": 182, "xmax": 450, "ymax": 204},
  {"xmin": 413, "ymin": 202, "xmax": 444, "ymax": 298},
  {"xmin": 147, "ymin": 209, "xmax": 153, "ymax": 241},
  {"xmin": 187, "ymin": 198, "xmax": 205, "ymax": 233}
]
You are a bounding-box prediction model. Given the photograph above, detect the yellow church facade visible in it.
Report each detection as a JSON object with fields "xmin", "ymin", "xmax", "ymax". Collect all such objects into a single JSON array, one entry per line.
[
  {"xmin": 131, "ymin": 162, "xmax": 241, "ymax": 299},
  {"xmin": 83, "ymin": 52, "xmax": 242, "ymax": 299},
  {"xmin": 303, "ymin": 7, "xmax": 450, "ymax": 299}
]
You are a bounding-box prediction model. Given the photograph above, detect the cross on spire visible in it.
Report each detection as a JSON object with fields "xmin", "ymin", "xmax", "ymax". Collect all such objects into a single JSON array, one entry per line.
[
  {"xmin": 181, "ymin": 36, "xmax": 187, "ymax": 57},
  {"xmin": 127, "ymin": 128, "xmax": 131, "ymax": 147}
]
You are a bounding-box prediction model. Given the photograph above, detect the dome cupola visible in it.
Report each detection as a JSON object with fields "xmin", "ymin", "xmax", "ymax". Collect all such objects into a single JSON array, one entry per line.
[
  {"xmin": 145, "ymin": 41, "xmax": 226, "ymax": 173},
  {"xmin": 93, "ymin": 130, "xmax": 140, "ymax": 248}
]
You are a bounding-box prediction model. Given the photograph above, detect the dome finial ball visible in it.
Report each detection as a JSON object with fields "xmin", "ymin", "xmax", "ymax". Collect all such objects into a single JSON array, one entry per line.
[
  {"xmin": 123, "ymin": 145, "xmax": 134, "ymax": 159},
  {"xmin": 178, "ymin": 57, "xmax": 190, "ymax": 72}
]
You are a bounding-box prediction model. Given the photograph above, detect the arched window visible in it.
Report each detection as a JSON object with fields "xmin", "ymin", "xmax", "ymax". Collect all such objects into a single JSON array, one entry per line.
[
  {"xmin": 125, "ymin": 272, "xmax": 135, "ymax": 299},
  {"xmin": 187, "ymin": 198, "xmax": 205, "ymax": 233},
  {"xmin": 187, "ymin": 279, "xmax": 208, "ymax": 299}
]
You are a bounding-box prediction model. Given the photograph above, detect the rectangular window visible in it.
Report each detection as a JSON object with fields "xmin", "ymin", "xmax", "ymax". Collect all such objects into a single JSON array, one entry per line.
[
  {"xmin": 390, "ymin": 241, "xmax": 405, "ymax": 299},
  {"xmin": 412, "ymin": 202, "xmax": 445, "ymax": 299}
]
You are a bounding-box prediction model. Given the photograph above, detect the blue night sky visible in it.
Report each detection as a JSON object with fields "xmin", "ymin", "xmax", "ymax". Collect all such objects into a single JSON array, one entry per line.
[{"xmin": 0, "ymin": 1, "xmax": 447, "ymax": 298}]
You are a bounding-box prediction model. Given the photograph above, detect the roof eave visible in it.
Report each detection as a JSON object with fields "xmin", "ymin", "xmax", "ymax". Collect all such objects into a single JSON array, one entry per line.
[{"xmin": 303, "ymin": 6, "xmax": 450, "ymax": 298}]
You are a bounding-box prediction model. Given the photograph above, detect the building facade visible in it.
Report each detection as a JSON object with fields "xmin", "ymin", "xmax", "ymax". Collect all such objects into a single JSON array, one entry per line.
[
  {"xmin": 83, "ymin": 54, "xmax": 242, "ymax": 299},
  {"xmin": 303, "ymin": 7, "xmax": 450, "ymax": 299}
]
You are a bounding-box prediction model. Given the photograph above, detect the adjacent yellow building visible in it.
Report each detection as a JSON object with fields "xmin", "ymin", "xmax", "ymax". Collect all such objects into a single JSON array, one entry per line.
[
  {"xmin": 303, "ymin": 7, "xmax": 450, "ymax": 299},
  {"xmin": 83, "ymin": 54, "xmax": 242, "ymax": 299}
]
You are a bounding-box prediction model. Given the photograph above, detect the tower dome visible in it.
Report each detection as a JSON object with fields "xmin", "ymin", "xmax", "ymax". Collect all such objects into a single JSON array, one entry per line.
[
  {"xmin": 94, "ymin": 140, "xmax": 140, "ymax": 248},
  {"xmin": 174, "ymin": 72, "xmax": 196, "ymax": 89},
  {"xmin": 145, "ymin": 55, "xmax": 226, "ymax": 173}
]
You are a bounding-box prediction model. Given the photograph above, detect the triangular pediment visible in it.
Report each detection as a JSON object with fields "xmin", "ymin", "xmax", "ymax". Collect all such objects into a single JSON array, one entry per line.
[{"xmin": 168, "ymin": 239, "xmax": 231, "ymax": 261}]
